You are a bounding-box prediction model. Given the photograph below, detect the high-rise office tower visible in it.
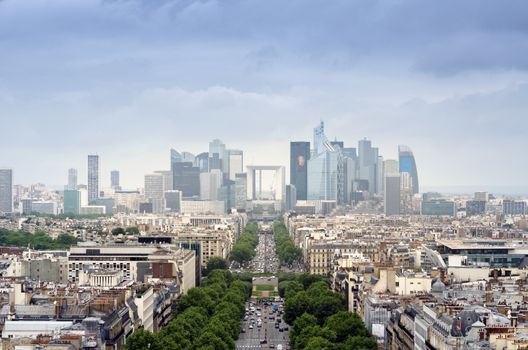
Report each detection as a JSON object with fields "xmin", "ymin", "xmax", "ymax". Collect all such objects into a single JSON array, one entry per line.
[
  {"xmin": 475, "ymin": 192, "xmax": 489, "ymax": 202},
  {"xmin": 64, "ymin": 189, "xmax": 81, "ymax": 215},
  {"xmin": 199, "ymin": 169, "xmax": 223, "ymax": 200},
  {"xmin": 384, "ymin": 160, "xmax": 400, "ymax": 216},
  {"xmin": 144, "ymin": 174, "xmax": 165, "ymax": 213},
  {"xmin": 209, "ymin": 139, "xmax": 226, "ymax": 171},
  {"xmin": 154, "ymin": 170, "xmax": 173, "ymax": 191},
  {"xmin": 234, "ymin": 173, "xmax": 247, "ymax": 210},
  {"xmin": 172, "ymin": 162, "xmax": 200, "ymax": 198},
  {"xmin": 182, "ymin": 152, "xmax": 195, "ymax": 163},
  {"xmin": 290, "ymin": 142, "xmax": 310, "ymax": 200},
  {"xmin": 227, "ymin": 150, "xmax": 243, "ymax": 182},
  {"xmin": 87, "ymin": 155, "xmax": 99, "ymax": 204},
  {"xmin": 358, "ymin": 139, "xmax": 379, "ymax": 194},
  {"xmin": 170, "ymin": 149, "xmax": 182, "ymax": 165},
  {"xmin": 313, "ymin": 121, "xmax": 325, "ymax": 155},
  {"xmin": 0, "ymin": 169, "xmax": 13, "ymax": 213},
  {"xmin": 285, "ymin": 184, "xmax": 297, "ymax": 211},
  {"xmin": 398, "ymin": 145, "xmax": 419, "ymax": 194},
  {"xmin": 195, "ymin": 152, "xmax": 209, "ymax": 173},
  {"xmin": 110, "ymin": 170, "xmax": 120, "ymax": 190},
  {"xmin": 164, "ymin": 190, "xmax": 182, "ymax": 213},
  {"xmin": 67, "ymin": 168, "xmax": 78, "ymax": 190}
]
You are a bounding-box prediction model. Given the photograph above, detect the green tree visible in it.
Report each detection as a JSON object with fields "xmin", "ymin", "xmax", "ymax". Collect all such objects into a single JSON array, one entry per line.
[
  {"xmin": 125, "ymin": 226, "xmax": 140, "ymax": 235},
  {"xmin": 342, "ymin": 335, "xmax": 378, "ymax": 350},
  {"xmin": 291, "ymin": 312, "xmax": 318, "ymax": 345},
  {"xmin": 293, "ymin": 325, "xmax": 336, "ymax": 350},
  {"xmin": 305, "ymin": 336, "xmax": 336, "ymax": 350},
  {"xmin": 312, "ymin": 294, "xmax": 345, "ymax": 325},
  {"xmin": 325, "ymin": 311, "xmax": 369, "ymax": 342},
  {"xmin": 194, "ymin": 330, "xmax": 230, "ymax": 350},
  {"xmin": 178, "ymin": 288, "xmax": 215, "ymax": 315},
  {"xmin": 124, "ymin": 329, "xmax": 161, "ymax": 350},
  {"xmin": 111, "ymin": 227, "xmax": 125, "ymax": 235},
  {"xmin": 203, "ymin": 256, "xmax": 228, "ymax": 276},
  {"xmin": 284, "ymin": 291, "xmax": 311, "ymax": 325}
]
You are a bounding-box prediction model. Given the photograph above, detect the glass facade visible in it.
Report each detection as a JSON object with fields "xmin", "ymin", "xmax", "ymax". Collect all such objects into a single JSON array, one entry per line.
[
  {"xmin": 307, "ymin": 150, "xmax": 339, "ymax": 200},
  {"xmin": 398, "ymin": 145, "xmax": 419, "ymax": 194},
  {"xmin": 290, "ymin": 142, "xmax": 310, "ymax": 200}
]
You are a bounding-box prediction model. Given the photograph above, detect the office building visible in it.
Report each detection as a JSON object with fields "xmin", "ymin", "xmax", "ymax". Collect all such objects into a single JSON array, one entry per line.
[
  {"xmin": 290, "ymin": 142, "xmax": 310, "ymax": 200},
  {"xmin": 474, "ymin": 191, "xmax": 489, "ymax": 202},
  {"xmin": 285, "ymin": 184, "xmax": 297, "ymax": 211},
  {"xmin": 171, "ymin": 162, "xmax": 200, "ymax": 198},
  {"xmin": 181, "ymin": 152, "xmax": 195, "ymax": 163},
  {"xmin": 421, "ymin": 200, "xmax": 456, "ymax": 216},
  {"xmin": 200, "ymin": 169, "xmax": 223, "ymax": 201},
  {"xmin": 234, "ymin": 173, "xmax": 247, "ymax": 210},
  {"xmin": 180, "ymin": 200, "xmax": 225, "ymax": 215},
  {"xmin": 503, "ymin": 200, "xmax": 527, "ymax": 216},
  {"xmin": 384, "ymin": 160, "xmax": 400, "ymax": 216},
  {"xmin": 31, "ymin": 201, "xmax": 58, "ymax": 215},
  {"xmin": 209, "ymin": 139, "xmax": 226, "ymax": 172},
  {"xmin": 398, "ymin": 145, "xmax": 419, "ymax": 194},
  {"xmin": 165, "ymin": 190, "xmax": 182, "ymax": 213},
  {"xmin": 0, "ymin": 169, "xmax": 13, "ymax": 213},
  {"xmin": 144, "ymin": 174, "xmax": 165, "ymax": 213},
  {"xmin": 80, "ymin": 205, "xmax": 106, "ymax": 215},
  {"xmin": 246, "ymin": 166, "xmax": 286, "ymax": 203},
  {"xmin": 21, "ymin": 198, "xmax": 34, "ymax": 215},
  {"xmin": 227, "ymin": 150, "xmax": 243, "ymax": 181},
  {"xmin": 466, "ymin": 200, "xmax": 486, "ymax": 216},
  {"xmin": 110, "ymin": 170, "xmax": 120, "ymax": 190},
  {"xmin": 307, "ymin": 150, "xmax": 339, "ymax": 201},
  {"xmin": 154, "ymin": 170, "xmax": 173, "ymax": 191},
  {"xmin": 358, "ymin": 139, "xmax": 379, "ymax": 194},
  {"xmin": 87, "ymin": 155, "xmax": 99, "ymax": 204},
  {"xmin": 114, "ymin": 190, "xmax": 141, "ymax": 213},
  {"xmin": 67, "ymin": 168, "xmax": 77, "ymax": 190},
  {"xmin": 94, "ymin": 198, "xmax": 115, "ymax": 215},
  {"xmin": 170, "ymin": 148, "xmax": 182, "ymax": 164},
  {"xmin": 195, "ymin": 152, "xmax": 209, "ymax": 172}
]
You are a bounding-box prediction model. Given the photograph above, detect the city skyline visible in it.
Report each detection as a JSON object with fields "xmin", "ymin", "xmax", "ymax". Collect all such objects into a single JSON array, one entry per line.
[{"xmin": 1, "ymin": 1, "xmax": 528, "ymax": 191}]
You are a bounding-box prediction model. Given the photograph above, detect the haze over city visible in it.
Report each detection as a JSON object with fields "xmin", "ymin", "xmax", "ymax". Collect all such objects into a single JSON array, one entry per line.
[{"xmin": 1, "ymin": 0, "xmax": 528, "ymax": 191}]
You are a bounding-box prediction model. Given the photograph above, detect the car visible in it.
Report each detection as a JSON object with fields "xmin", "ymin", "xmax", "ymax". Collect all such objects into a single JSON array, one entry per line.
[
  {"xmin": 269, "ymin": 344, "xmax": 275, "ymax": 348},
  {"xmin": 241, "ymin": 328, "xmax": 246, "ymax": 333},
  {"xmin": 275, "ymin": 323, "xmax": 279, "ymax": 328},
  {"xmin": 284, "ymin": 326, "xmax": 289, "ymax": 331},
  {"xmin": 260, "ymin": 339, "xmax": 267, "ymax": 344},
  {"xmin": 249, "ymin": 325, "xmax": 254, "ymax": 329}
]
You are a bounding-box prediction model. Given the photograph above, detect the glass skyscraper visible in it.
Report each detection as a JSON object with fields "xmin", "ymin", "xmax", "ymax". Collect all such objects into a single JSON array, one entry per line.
[
  {"xmin": 307, "ymin": 149, "xmax": 339, "ymax": 201},
  {"xmin": 398, "ymin": 145, "xmax": 419, "ymax": 194},
  {"xmin": 0, "ymin": 169, "xmax": 13, "ymax": 213},
  {"xmin": 111, "ymin": 170, "xmax": 120, "ymax": 189},
  {"xmin": 87, "ymin": 155, "xmax": 99, "ymax": 204},
  {"xmin": 290, "ymin": 141, "xmax": 310, "ymax": 200},
  {"xmin": 67, "ymin": 168, "xmax": 78, "ymax": 190}
]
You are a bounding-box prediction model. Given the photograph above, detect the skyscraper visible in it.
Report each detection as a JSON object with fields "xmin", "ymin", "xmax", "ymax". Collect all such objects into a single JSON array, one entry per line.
[
  {"xmin": 87, "ymin": 155, "xmax": 99, "ymax": 204},
  {"xmin": 383, "ymin": 160, "xmax": 400, "ymax": 216},
  {"xmin": 164, "ymin": 190, "xmax": 182, "ymax": 213},
  {"xmin": 195, "ymin": 152, "xmax": 209, "ymax": 172},
  {"xmin": 227, "ymin": 150, "xmax": 243, "ymax": 182},
  {"xmin": 172, "ymin": 162, "xmax": 200, "ymax": 198},
  {"xmin": 63, "ymin": 190, "xmax": 81, "ymax": 215},
  {"xmin": 234, "ymin": 173, "xmax": 247, "ymax": 210},
  {"xmin": 170, "ymin": 149, "xmax": 182, "ymax": 165},
  {"xmin": 110, "ymin": 170, "xmax": 120, "ymax": 190},
  {"xmin": 199, "ymin": 169, "xmax": 223, "ymax": 200},
  {"xmin": 398, "ymin": 145, "xmax": 419, "ymax": 194},
  {"xmin": 67, "ymin": 168, "xmax": 78, "ymax": 190},
  {"xmin": 358, "ymin": 139, "xmax": 379, "ymax": 194},
  {"xmin": 290, "ymin": 142, "xmax": 310, "ymax": 200},
  {"xmin": 0, "ymin": 169, "xmax": 13, "ymax": 213},
  {"xmin": 209, "ymin": 139, "xmax": 226, "ymax": 171},
  {"xmin": 144, "ymin": 174, "xmax": 165, "ymax": 213}
]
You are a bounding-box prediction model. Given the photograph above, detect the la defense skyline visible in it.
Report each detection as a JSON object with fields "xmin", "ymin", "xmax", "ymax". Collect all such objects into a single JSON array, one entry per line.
[{"xmin": 290, "ymin": 121, "xmax": 419, "ymax": 204}]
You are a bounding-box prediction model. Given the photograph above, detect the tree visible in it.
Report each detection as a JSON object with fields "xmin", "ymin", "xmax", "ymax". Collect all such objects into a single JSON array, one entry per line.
[
  {"xmin": 230, "ymin": 243, "xmax": 254, "ymax": 264},
  {"xmin": 111, "ymin": 227, "xmax": 125, "ymax": 235},
  {"xmin": 125, "ymin": 226, "xmax": 140, "ymax": 235},
  {"xmin": 178, "ymin": 288, "xmax": 215, "ymax": 315},
  {"xmin": 342, "ymin": 335, "xmax": 378, "ymax": 350},
  {"xmin": 284, "ymin": 291, "xmax": 311, "ymax": 325},
  {"xmin": 124, "ymin": 329, "xmax": 160, "ymax": 350},
  {"xmin": 194, "ymin": 331, "xmax": 230, "ymax": 350},
  {"xmin": 305, "ymin": 336, "xmax": 336, "ymax": 350},
  {"xmin": 312, "ymin": 294, "xmax": 345, "ymax": 325},
  {"xmin": 293, "ymin": 325, "xmax": 336, "ymax": 350},
  {"xmin": 203, "ymin": 258, "xmax": 229, "ymax": 276},
  {"xmin": 55, "ymin": 233, "xmax": 78, "ymax": 247},
  {"xmin": 325, "ymin": 311, "xmax": 369, "ymax": 342},
  {"xmin": 291, "ymin": 313, "xmax": 318, "ymax": 344}
]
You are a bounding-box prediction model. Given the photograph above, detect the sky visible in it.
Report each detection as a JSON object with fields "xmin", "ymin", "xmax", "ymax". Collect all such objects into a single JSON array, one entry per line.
[{"xmin": 1, "ymin": 0, "xmax": 528, "ymax": 192}]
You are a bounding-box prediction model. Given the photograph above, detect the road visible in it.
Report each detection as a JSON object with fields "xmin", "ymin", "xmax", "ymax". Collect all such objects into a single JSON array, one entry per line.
[
  {"xmin": 236, "ymin": 226, "xmax": 289, "ymax": 349},
  {"xmin": 236, "ymin": 300, "xmax": 290, "ymax": 350}
]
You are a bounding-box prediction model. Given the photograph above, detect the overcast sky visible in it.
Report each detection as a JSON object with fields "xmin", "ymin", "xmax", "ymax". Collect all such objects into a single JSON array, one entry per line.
[{"xmin": 1, "ymin": 0, "xmax": 527, "ymax": 191}]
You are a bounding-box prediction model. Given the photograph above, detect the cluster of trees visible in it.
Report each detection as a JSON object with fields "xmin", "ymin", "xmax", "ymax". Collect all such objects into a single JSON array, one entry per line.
[
  {"xmin": 202, "ymin": 256, "xmax": 228, "ymax": 276},
  {"xmin": 273, "ymin": 221, "xmax": 303, "ymax": 265},
  {"xmin": 125, "ymin": 269, "xmax": 250, "ymax": 350},
  {"xmin": 229, "ymin": 222, "xmax": 259, "ymax": 265},
  {"xmin": 283, "ymin": 275, "xmax": 377, "ymax": 350},
  {"xmin": 0, "ymin": 229, "xmax": 78, "ymax": 250},
  {"xmin": 111, "ymin": 226, "xmax": 140, "ymax": 235}
]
